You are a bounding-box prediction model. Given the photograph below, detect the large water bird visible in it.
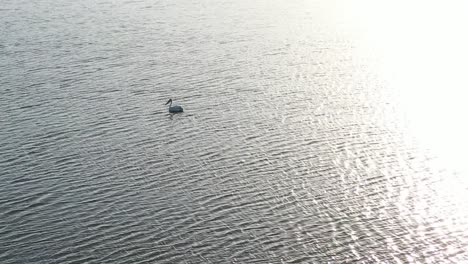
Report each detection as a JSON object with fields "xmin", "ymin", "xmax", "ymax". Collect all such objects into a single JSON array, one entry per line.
[{"xmin": 165, "ymin": 99, "xmax": 183, "ymax": 113}]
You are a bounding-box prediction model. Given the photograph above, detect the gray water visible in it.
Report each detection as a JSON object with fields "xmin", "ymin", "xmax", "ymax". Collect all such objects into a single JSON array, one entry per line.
[{"xmin": 1, "ymin": 0, "xmax": 468, "ymax": 263}]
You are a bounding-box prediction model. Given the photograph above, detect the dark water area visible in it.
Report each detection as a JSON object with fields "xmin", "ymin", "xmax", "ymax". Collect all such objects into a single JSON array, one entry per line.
[{"xmin": 1, "ymin": 0, "xmax": 468, "ymax": 263}]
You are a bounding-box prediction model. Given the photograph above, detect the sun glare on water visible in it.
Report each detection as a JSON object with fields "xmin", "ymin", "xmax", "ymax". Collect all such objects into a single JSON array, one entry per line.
[
  {"xmin": 335, "ymin": 0, "xmax": 468, "ymax": 234},
  {"xmin": 342, "ymin": 0, "xmax": 468, "ymax": 174}
]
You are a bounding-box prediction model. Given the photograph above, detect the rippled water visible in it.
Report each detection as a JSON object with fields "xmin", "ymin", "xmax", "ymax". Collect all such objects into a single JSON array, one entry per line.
[{"xmin": 1, "ymin": 0, "xmax": 468, "ymax": 263}]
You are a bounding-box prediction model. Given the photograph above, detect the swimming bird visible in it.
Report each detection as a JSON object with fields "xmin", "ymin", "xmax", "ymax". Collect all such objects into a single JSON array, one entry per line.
[{"xmin": 165, "ymin": 99, "xmax": 183, "ymax": 113}]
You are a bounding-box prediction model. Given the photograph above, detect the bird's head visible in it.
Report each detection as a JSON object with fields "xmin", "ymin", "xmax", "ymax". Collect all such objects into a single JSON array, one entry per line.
[{"xmin": 165, "ymin": 99, "xmax": 172, "ymax": 105}]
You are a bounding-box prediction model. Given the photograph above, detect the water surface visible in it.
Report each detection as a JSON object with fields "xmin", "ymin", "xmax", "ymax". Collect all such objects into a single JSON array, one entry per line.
[{"xmin": 1, "ymin": 0, "xmax": 468, "ymax": 263}]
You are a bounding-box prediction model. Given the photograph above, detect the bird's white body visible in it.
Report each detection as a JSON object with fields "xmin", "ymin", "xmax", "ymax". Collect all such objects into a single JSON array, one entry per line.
[
  {"xmin": 169, "ymin": 105, "xmax": 183, "ymax": 113},
  {"xmin": 165, "ymin": 99, "xmax": 183, "ymax": 113}
]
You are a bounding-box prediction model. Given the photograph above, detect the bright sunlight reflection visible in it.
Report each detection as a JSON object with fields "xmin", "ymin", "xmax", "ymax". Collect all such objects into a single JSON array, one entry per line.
[
  {"xmin": 337, "ymin": 0, "xmax": 468, "ymax": 242},
  {"xmin": 342, "ymin": 0, "xmax": 468, "ymax": 174}
]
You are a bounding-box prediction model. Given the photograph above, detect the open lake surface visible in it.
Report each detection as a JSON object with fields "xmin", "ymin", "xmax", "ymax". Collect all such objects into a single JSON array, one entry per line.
[{"xmin": 1, "ymin": 0, "xmax": 468, "ymax": 263}]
